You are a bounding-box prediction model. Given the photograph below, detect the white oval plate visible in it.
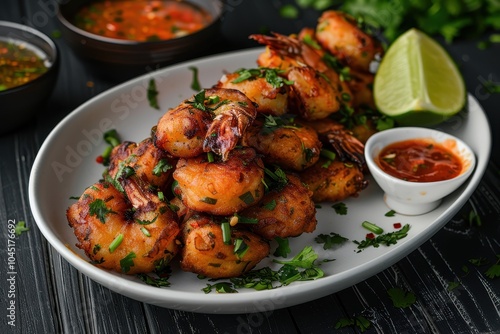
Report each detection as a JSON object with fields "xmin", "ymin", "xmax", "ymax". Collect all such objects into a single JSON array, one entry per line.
[{"xmin": 29, "ymin": 48, "xmax": 491, "ymax": 314}]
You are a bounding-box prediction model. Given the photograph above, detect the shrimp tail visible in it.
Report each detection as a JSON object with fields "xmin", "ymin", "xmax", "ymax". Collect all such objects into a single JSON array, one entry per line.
[{"xmin": 202, "ymin": 88, "xmax": 258, "ymax": 160}]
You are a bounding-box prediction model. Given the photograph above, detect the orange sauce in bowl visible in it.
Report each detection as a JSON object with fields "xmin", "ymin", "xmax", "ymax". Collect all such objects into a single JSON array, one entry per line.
[
  {"xmin": 73, "ymin": 0, "xmax": 212, "ymax": 42},
  {"xmin": 376, "ymin": 139, "xmax": 462, "ymax": 182}
]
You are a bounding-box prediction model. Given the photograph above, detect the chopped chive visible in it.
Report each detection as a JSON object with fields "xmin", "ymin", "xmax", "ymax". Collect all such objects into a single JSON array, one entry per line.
[
  {"xmin": 221, "ymin": 222, "xmax": 231, "ymax": 245},
  {"xmin": 109, "ymin": 234, "xmax": 124, "ymax": 253},
  {"xmin": 361, "ymin": 221, "xmax": 384, "ymax": 235}
]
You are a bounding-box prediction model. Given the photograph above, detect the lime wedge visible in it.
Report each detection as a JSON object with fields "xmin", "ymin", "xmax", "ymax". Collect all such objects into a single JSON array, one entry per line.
[{"xmin": 374, "ymin": 28, "xmax": 466, "ymax": 126}]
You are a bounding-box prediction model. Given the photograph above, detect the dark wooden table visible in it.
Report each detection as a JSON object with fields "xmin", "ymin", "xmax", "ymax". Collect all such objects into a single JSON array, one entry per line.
[{"xmin": 2, "ymin": 1, "xmax": 500, "ymax": 333}]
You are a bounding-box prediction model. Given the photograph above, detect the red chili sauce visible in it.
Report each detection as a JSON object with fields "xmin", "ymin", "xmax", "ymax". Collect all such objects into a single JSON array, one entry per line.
[
  {"xmin": 73, "ymin": 0, "xmax": 212, "ymax": 42},
  {"xmin": 376, "ymin": 139, "xmax": 462, "ymax": 182}
]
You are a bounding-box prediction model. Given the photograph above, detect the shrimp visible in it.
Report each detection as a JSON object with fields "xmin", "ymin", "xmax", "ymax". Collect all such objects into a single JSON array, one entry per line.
[
  {"xmin": 242, "ymin": 115, "xmax": 322, "ymax": 171},
  {"xmin": 240, "ymin": 173, "xmax": 317, "ymax": 240},
  {"xmin": 215, "ymin": 70, "xmax": 290, "ymax": 116},
  {"xmin": 301, "ymin": 118, "xmax": 365, "ymax": 167},
  {"xmin": 173, "ymin": 147, "xmax": 265, "ymax": 216},
  {"xmin": 315, "ymin": 10, "xmax": 383, "ymax": 72},
  {"xmin": 300, "ymin": 158, "xmax": 368, "ymax": 203},
  {"xmin": 180, "ymin": 213, "xmax": 270, "ymax": 278},
  {"xmin": 202, "ymin": 88, "xmax": 258, "ymax": 160},
  {"xmin": 66, "ymin": 176, "xmax": 180, "ymax": 275},
  {"xmin": 251, "ymin": 32, "xmax": 349, "ymax": 120},
  {"xmin": 107, "ymin": 138, "xmax": 177, "ymax": 193}
]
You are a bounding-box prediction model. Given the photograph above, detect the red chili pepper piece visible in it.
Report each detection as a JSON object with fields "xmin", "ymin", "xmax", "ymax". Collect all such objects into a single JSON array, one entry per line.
[
  {"xmin": 96, "ymin": 155, "xmax": 104, "ymax": 164},
  {"xmin": 366, "ymin": 233, "xmax": 375, "ymax": 239},
  {"xmin": 393, "ymin": 222, "xmax": 402, "ymax": 229}
]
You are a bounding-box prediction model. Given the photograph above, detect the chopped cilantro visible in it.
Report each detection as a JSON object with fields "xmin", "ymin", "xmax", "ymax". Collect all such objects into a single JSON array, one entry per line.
[
  {"xmin": 315, "ymin": 232, "xmax": 349, "ymax": 250},
  {"xmin": 135, "ymin": 215, "xmax": 158, "ymax": 225},
  {"xmin": 188, "ymin": 66, "xmax": 201, "ymax": 91},
  {"xmin": 137, "ymin": 273, "xmax": 171, "ymax": 287},
  {"xmin": 335, "ymin": 315, "xmax": 371, "ymax": 332},
  {"xmin": 385, "ymin": 210, "xmax": 396, "ymax": 217},
  {"xmin": 120, "ymin": 252, "xmax": 136, "ymax": 273},
  {"xmin": 332, "ymin": 202, "xmax": 347, "ymax": 215},
  {"xmin": 89, "ymin": 199, "xmax": 116, "ymax": 223},
  {"xmin": 153, "ymin": 159, "xmax": 173, "ymax": 176},
  {"xmin": 273, "ymin": 237, "xmax": 291, "ymax": 258},
  {"xmin": 203, "ymin": 282, "xmax": 238, "ymax": 294},
  {"xmin": 354, "ymin": 224, "xmax": 410, "ymax": 249}
]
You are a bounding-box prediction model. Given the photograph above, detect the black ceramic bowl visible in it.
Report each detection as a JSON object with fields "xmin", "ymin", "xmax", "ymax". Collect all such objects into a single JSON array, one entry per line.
[
  {"xmin": 0, "ymin": 21, "xmax": 59, "ymax": 134},
  {"xmin": 57, "ymin": 0, "xmax": 223, "ymax": 68}
]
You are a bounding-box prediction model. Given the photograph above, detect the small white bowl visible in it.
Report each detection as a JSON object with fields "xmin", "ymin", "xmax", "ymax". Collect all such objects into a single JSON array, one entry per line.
[{"xmin": 365, "ymin": 127, "xmax": 476, "ymax": 215}]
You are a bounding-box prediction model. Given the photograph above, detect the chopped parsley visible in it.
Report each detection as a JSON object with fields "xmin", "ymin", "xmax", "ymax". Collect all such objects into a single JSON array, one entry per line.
[
  {"xmin": 232, "ymin": 67, "xmax": 293, "ymax": 88},
  {"xmin": 137, "ymin": 273, "xmax": 170, "ymax": 287},
  {"xmin": 147, "ymin": 78, "xmax": 160, "ymax": 110},
  {"xmin": 120, "ymin": 252, "xmax": 136, "ymax": 273},
  {"xmin": 332, "ymin": 202, "xmax": 347, "ymax": 215},
  {"xmin": 485, "ymin": 255, "xmax": 500, "ymax": 279},
  {"xmin": 385, "ymin": 210, "xmax": 396, "ymax": 217},
  {"xmin": 135, "ymin": 215, "xmax": 158, "ymax": 225},
  {"xmin": 188, "ymin": 66, "xmax": 201, "ymax": 91},
  {"xmin": 273, "ymin": 237, "xmax": 291, "ymax": 258},
  {"xmin": 109, "ymin": 234, "xmax": 124, "ymax": 253},
  {"xmin": 152, "ymin": 159, "xmax": 173, "ymax": 176},
  {"xmin": 335, "ymin": 315, "xmax": 371, "ymax": 332},
  {"xmin": 387, "ymin": 287, "xmax": 416, "ymax": 308}
]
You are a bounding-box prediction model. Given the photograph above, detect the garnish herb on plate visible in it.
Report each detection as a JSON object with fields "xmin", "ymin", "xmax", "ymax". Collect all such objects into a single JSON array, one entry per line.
[
  {"xmin": 335, "ymin": 315, "xmax": 371, "ymax": 332},
  {"xmin": 332, "ymin": 202, "xmax": 347, "ymax": 215},
  {"xmin": 202, "ymin": 246, "xmax": 325, "ymax": 293},
  {"xmin": 361, "ymin": 221, "xmax": 384, "ymax": 234},
  {"xmin": 189, "ymin": 66, "xmax": 201, "ymax": 91},
  {"xmin": 15, "ymin": 221, "xmax": 29, "ymax": 236},
  {"xmin": 484, "ymin": 255, "xmax": 500, "ymax": 279},
  {"xmin": 385, "ymin": 209, "xmax": 396, "ymax": 217},
  {"xmin": 97, "ymin": 129, "xmax": 121, "ymax": 165},
  {"xmin": 354, "ymin": 224, "xmax": 410, "ymax": 250}
]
